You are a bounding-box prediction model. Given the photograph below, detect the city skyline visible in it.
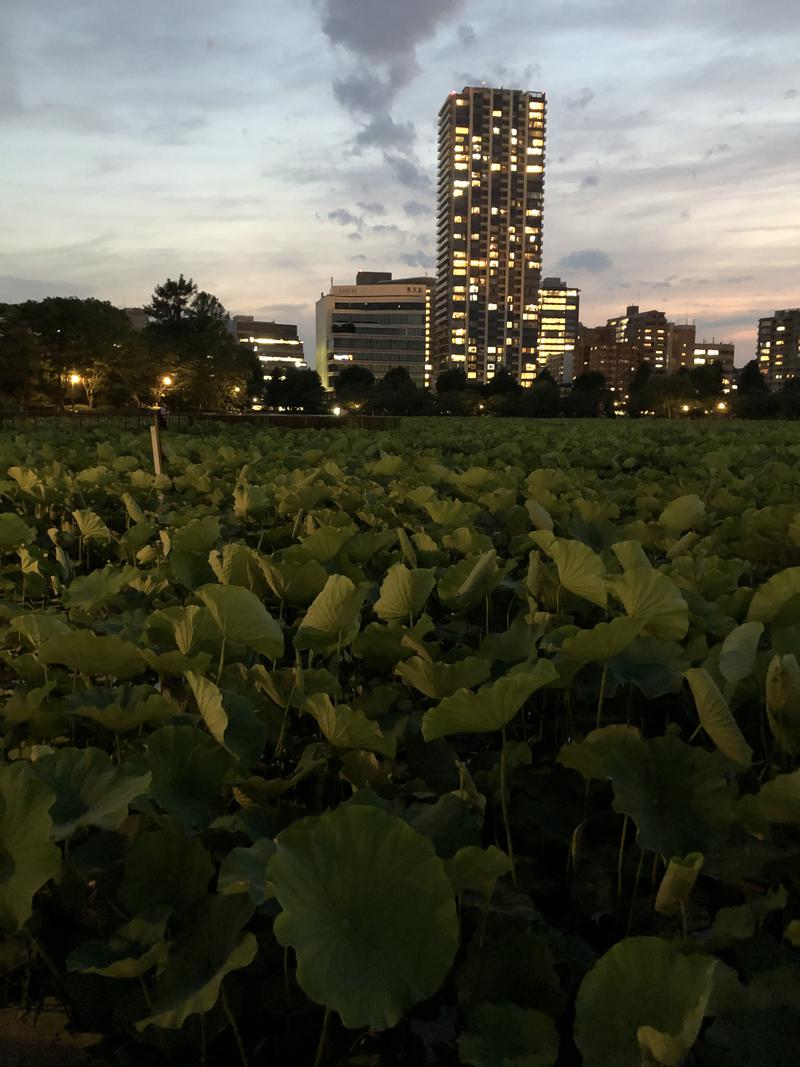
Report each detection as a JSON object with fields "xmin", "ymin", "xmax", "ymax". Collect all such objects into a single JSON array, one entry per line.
[{"xmin": 2, "ymin": 0, "xmax": 799, "ymax": 364}]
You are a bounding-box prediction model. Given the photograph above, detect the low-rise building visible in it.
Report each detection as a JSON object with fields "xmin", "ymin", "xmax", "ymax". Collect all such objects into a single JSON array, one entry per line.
[
  {"xmin": 316, "ymin": 272, "xmax": 434, "ymax": 390},
  {"xmin": 758, "ymin": 309, "xmax": 800, "ymax": 389}
]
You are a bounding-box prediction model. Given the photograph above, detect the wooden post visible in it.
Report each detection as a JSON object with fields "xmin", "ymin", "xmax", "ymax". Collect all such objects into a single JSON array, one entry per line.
[{"xmin": 150, "ymin": 413, "xmax": 163, "ymax": 476}]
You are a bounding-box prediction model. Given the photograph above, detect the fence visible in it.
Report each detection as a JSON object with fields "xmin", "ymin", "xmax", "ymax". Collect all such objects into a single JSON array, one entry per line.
[{"xmin": 0, "ymin": 410, "xmax": 402, "ymax": 433}]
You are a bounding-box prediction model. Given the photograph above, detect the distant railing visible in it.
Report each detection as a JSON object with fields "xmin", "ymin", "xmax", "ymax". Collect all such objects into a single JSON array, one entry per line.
[{"xmin": 0, "ymin": 409, "xmax": 402, "ymax": 433}]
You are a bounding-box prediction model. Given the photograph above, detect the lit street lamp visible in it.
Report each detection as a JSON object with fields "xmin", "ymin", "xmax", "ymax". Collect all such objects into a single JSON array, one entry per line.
[{"xmin": 68, "ymin": 373, "xmax": 81, "ymax": 411}]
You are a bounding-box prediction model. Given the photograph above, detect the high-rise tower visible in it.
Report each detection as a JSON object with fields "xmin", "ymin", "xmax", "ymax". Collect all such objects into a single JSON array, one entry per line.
[{"xmin": 434, "ymin": 86, "xmax": 546, "ymax": 384}]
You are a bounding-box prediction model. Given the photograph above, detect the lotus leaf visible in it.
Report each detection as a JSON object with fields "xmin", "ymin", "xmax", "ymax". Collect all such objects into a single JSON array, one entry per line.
[
  {"xmin": 765, "ymin": 654, "xmax": 800, "ymax": 754},
  {"xmin": 718, "ymin": 621, "xmax": 763, "ymax": 688},
  {"xmin": 748, "ymin": 566, "xmax": 800, "ymax": 623},
  {"xmin": 574, "ymin": 937, "xmax": 718, "ymax": 1067},
  {"xmin": 67, "ymin": 911, "xmax": 169, "ymax": 978},
  {"xmin": 260, "ymin": 557, "xmax": 328, "ymax": 605},
  {"xmin": 302, "ymin": 692, "xmax": 396, "ymax": 757},
  {"xmin": 558, "ymin": 725, "xmax": 643, "ymax": 781},
  {"xmin": 438, "ymin": 550, "xmax": 505, "ymax": 611},
  {"xmin": 146, "ymin": 725, "xmax": 235, "ymax": 827},
  {"xmin": 609, "ymin": 566, "xmax": 689, "ymax": 640},
  {"xmin": 196, "ymin": 583, "xmax": 283, "ymax": 659},
  {"xmin": 562, "ymin": 617, "xmax": 642, "ymax": 662},
  {"xmin": 658, "ymin": 494, "xmax": 705, "ymax": 532},
  {"xmin": 459, "ymin": 1001, "xmax": 559, "ymax": 1067},
  {"xmin": 0, "ymin": 763, "xmax": 61, "ymax": 930},
  {"xmin": 294, "ymin": 574, "xmax": 367, "ymax": 653},
  {"xmin": 31, "ymin": 747, "xmax": 151, "ymax": 839},
  {"xmin": 40, "ymin": 631, "xmax": 144, "ymax": 679},
  {"xmin": 543, "ymin": 537, "xmax": 607, "ymax": 608},
  {"xmin": 136, "ymin": 895, "xmax": 256, "ymax": 1031},
  {"xmin": 396, "ymin": 655, "xmax": 492, "ymax": 699},
  {"xmin": 0, "ymin": 512, "xmax": 34, "ymax": 553},
  {"xmin": 445, "ymin": 845, "xmax": 512, "ymax": 898},
  {"xmin": 268, "ymin": 803, "xmax": 458, "ymax": 1030},
  {"xmin": 218, "ymin": 838, "xmax": 276, "ymax": 905},
  {"xmin": 422, "ymin": 661, "xmax": 558, "ymax": 740},
  {"xmin": 374, "ymin": 563, "xmax": 436, "ymax": 623},
  {"xmin": 654, "ymin": 852, "xmax": 704, "ymax": 916},
  {"xmin": 684, "ymin": 667, "xmax": 753, "ymax": 767},
  {"xmin": 118, "ymin": 826, "xmax": 214, "ymax": 914}
]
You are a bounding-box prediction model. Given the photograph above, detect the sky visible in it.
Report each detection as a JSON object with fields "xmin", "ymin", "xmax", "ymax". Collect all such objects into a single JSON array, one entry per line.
[{"xmin": 2, "ymin": 0, "xmax": 799, "ymax": 367}]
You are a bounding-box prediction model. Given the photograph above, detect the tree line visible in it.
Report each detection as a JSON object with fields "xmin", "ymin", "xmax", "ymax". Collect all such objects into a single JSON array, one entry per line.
[{"xmin": 1, "ymin": 277, "xmax": 795, "ymax": 417}]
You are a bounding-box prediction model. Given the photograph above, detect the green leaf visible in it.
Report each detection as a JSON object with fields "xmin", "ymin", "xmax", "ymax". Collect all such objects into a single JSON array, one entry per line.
[
  {"xmin": 61, "ymin": 565, "xmax": 138, "ymax": 617},
  {"xmin": 558, "ymin": 725, "xmax": 643, "ymax": 781},
  {"xmin": 422, "ymin": 662, "xmax": 558, "ymax": 740},
  {"xmin": 525, "ymin": 500, "xmax": 554, "ymax": 532},
  {"xmin": 459, "ymin": 1002, "xmax": 559, "ymax": 1067},
  {"xmin": 39, "ymin": 631, "xmax": 144, "ymax": 679},
  {"xmin": 765, "ymin": 654, "xmax": 800, "ymax": 755},
  {"xmin": 10, "ymin": 612, "xmax": 72, "ymax": 648},
  {"xmin": 718, "ymin": 621, "xmax": 763, "ymax": 688},
  {"xmin": 118, "ymin": 826, "xmax": 214, "ymax": 915},
  {"xmin": 67, "ymin": 911, "xmax": 169, "ymax": 978},
  {"xmin": 302, "ymin": 693, "xmax": 396, "ymax": 757},
  {"xmin": 444, "ymin": 845, "xmax": 512, "ymax": 899},
  {"xmin": 611, "ymin": 540, "xmax": 651, "ymax": 571},
  {"xmin": 747, "ymin": 566, "xmax": 800, "ymax": 623},
  {"xmin": 396, "ymin": 656, "xmax": 492, "ymax": 699},
  {"xmin": 574, "ymin": 937, "xmax": 718, "ymax": 1067},
  {"xmin": 218, "ymin": 839, "xmax": 276, "ymax": 905},
  {"xmin": 0, "ymin": 763, "xmax": 61, "ymax": 930},
  {"xmin": 609, "ymin": 566, "xmax": 689, "ymax": 640},
  {"xmin": 654, "ymin": 852, "xmax": 704, "ymax": 917},
  {"xmin": 684, "ymin": 667, "xmax": 753, "ymax": 767},
  {"xmin": 562, "ymin": 617, "xmax": 642, "ymax": 662},
  {"xmin": 268, "ymin": 804, "xmax": 458, "ymax": 1030},
  {"xmin": 31, "ymin": 748, "xmax": 151, "ymax": 840},
  {"xmin": 423, "ymin": 498, "xmax": 478, "ymax": 528},
  {"xmin": 438, "ymin": 550, "xmax": 505, "ymax": 611},
  {"xmin": 294, "ymin": 574, "xmax": 367, "ymax": 653},
  {"xmin": 260, "ymin": 557, "xmax": 328, "ymax": 605},
  {"xmin": 606, "ymin": 732, "xmax": 733, "ymax": 856},
  {"xmin": 146, "ymin": 725, "xmax": 235, "ymax": 828},
  {"xmin": 545, "ymin": 538, "xmax": 607, "ymax": 607},
  {"xmin": 0, "ymin": 513, "xmax": 34, "ymax": 553},
  {"xmin": 136, "ymin": 895, "xmax": 256, "ymax": 1031},
  {"xmin": 658, "ymin": 494, "xmax": 705, "ymax": 532},
  {"xmin": 171, "ymin": 515, "xmax": 220, "ymax": 555},
  {"xmin": 196, "ymin": 583, "xmax": 283, "ymax": 659},
  {"xmin": 72, "ymin": 509, "xmax": 113, "ymax": 541},
  {"xmin": 708, "ymin": 886, "xmax": 788, "ymax": 949},
  {"xmin": 374, "ymin": 564, "xmax": 436, "ymax": 623},
  {"xmin": 737, "ymin": 770, "xmax": 800, "ymax": 826}
]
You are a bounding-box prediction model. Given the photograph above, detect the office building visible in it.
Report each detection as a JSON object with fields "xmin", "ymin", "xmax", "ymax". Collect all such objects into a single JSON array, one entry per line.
[
  {"xmin": 228, "ymin": 317, "xmax": 307, "ymax": 380},
  {"xmin": 758, "ymin": 309, "xmax": 800, "ymax": 389},
  {"xmin": 537, "ymin": 277, "xmax": 579, "ymax": 384},
  {"xmin": 667, "ymin": 324, "xmax": 696, "ymax": 373},
  {"xmin": 315, "ymin": 272, "xmax": 434, "ymax": 390},
  {"xmin": 434, "ymin": 86, "xmax": 546, "ymax": 383}
]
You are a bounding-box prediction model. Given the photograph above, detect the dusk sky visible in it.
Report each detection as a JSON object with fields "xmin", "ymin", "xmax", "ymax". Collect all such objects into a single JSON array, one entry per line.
[{"xmin": 2, "ymin": 0, "xmax": 798, "ymax": 365}]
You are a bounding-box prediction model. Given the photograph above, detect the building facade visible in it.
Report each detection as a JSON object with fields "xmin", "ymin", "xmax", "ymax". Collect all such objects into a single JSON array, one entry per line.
[
  {"xmin": 537, "ymin": 277, "xmax": 579, "ymax": 383},
  {"xmin": 758, "ymin": 309, "xmax": 800, "ymax": 389},
  {"xmin": 606, "ymin": 306, "xmax": 670, "ymax": 371},
  {"xmin": 576, "ymin": 325, "xmax": 641, "ymax": 409},
  {"xmin": 315, "ymin": 273, "xmax": 433, "ymax": 390},
  {"xmin": 434, "ymin": 86, "xmax": 546, "ymax": 384},
  {"xmin": 228, "ymin": 317, "xmax": 307, "ymax": 382}
]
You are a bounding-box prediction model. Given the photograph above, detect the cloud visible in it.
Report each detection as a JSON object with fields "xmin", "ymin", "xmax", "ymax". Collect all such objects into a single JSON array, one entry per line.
[
  {"xmin": 357, "ymin": 201, "xmax": 385, "ymax": 215},
  {"xmin": 580, "ymin": 174, "xmax": 599, "ymax": 189},
  {"xmin": 386, "ymin": 155, "xmax": 432, "ymax": 190},
  {"xmin": 403, "ymin": 200, "xmax": 431, "ymax": 217},
  {"xmin": 328, "ymin": 208, "xmax": 361, "ymax": 227},
  {"xmin": 347, "ymin": 232, "xmax": 362, "ymax": 241},
  {"xmin": 353, "ymin": 113, "xmax": 415, "ymax": 152},
  {"xmin": 557, "ymin": 249, "xmax": 613, "ymax": 273},
  {"xmin": 704, "ymin": 143, "xmax": 731, "ymax": 158},
  {"xmin": 319, "ymin": 0, "xmax": 463, "ymax": 62},
  {"xmin": 399, "ymin": 251, "xmax": 435, "ymax": 270},
  {"xmin": 371, "ymin": 223, "xmax": 403, "ymax": 236},
  {"xmin": 786, "ymin": 89, "xmax": 799, "ymax": 99},
  {"xmin": 568, "ymin": 87, "xmax": 594, "ymax": 110},
  {"xmin": 455, "ymin": 62, "xmax": 541, "ymax": 89},
  {"xmin": 0, "ymin": 274, "xmax": 92, "ymax": 302},
  {"xmin": 458, "ymin": 24, "xmax": 477, "ymax": 46}
]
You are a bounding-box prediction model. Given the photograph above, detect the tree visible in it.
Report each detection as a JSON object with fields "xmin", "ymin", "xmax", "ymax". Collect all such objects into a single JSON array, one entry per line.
[
  {"xmin": 265, "ymin": 367, "xmax": 327, "ymax": 414},
  {"xmin": 520, "ymin": 371, "xmax": 560, "ymax": 418},
  {"xmin": 366, "ymin": 367, "xmax": 434, "ymax": 415},
  {"xmin": 436, "ymin": 367, "xmax": 468, "ymax": 394},
  {"xmin": 483, "ymin": 366, "xmax": 522, "ymax": 398},
  {"xmin": 565, "ymin": 371, "xmax": 609, "ymax": 418},
  {"xmin": 334, "ymin": 365, "xmax": 375, "ymax": 409},
  {"xmin": 626, "ymin": 361, "xmax": 653, "ymax": 417},
  {"xmin": 690, "ymin": 361, "xmax": 724, "ymax": 400},
  {"xmin": 734, "ymin": 359, "xmax": 774, "ymax": 419},
  {"xmin": 0, "ymin": 307, "xmax": 41, "ymax": 409},
  {"xmin": 14, "ymin": 297, "xmax": 137, "ymax": 407},
  {"xmin": 776, "ymin": 378, "xmax": 800, "ymax": 420},
  {"xmin": 143, "ymin": 276, "xmax": 254, "ymax": 410}
]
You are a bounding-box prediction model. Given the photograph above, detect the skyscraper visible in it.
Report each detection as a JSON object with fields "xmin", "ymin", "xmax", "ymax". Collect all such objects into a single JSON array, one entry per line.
[
  {"xmin": 758, "ymin": 309, "xmax": 800, "ymax": 389},
  {"xmin": 434, "ymin": 86, "xmax": 546, "ymax": 384},
  {"xmin": 537, "ymin": 277, "xmax": 579, "ymax": 384}
]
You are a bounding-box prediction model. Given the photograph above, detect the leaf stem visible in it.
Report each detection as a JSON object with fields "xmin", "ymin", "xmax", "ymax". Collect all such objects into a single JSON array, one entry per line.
[
  {"xmin": 221, "ymin": 986, "xmax": 249, "ymax": 1067},
  {"xmin": 313, "ymin": 1006, "xmax": 332, "ymax": 1067},
  {"xmin": 595, "ymin": 662, "xmax": 608, "ymax": 730},
  {"xmin": 216, "ymin": 635, "xmax": 227, "ymax": 684},
  {"xmin": 499, "ymin": 725, "xmax": 516, "ymax": 884},
  {"xmin": 616, "ymin": 814, "xmax": 629, "ymax": 901}
]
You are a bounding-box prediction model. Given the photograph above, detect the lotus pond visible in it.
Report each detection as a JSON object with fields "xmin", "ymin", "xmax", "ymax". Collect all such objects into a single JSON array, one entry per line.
[{"xmin": 1, "ymin": 417, "xmax": 800, "ymax": 1066}]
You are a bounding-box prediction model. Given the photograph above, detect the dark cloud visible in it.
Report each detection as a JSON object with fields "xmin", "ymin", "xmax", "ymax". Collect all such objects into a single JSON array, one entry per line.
[
  {"xmin": 347, "ymin": 232, "xmax": 362, "ymax": 241},
  {"xmin": 357, "ymin": 201, "xmax": 385, "ymax": 215},
  {"xmin": 353, "ymin": 113, "xmax": 415, "ymax": 152},
  {"xmin": 399, "ymin": 251, "xmax": 435, "ymax": 270},
  {"xmin": 455, "ymin": 62, "xmax": 541, "ymax": 89},
  {"xmin": 328, "ymin": 208, "xmax": 361, "ymax": 227},
  {"xmin": 580, "ymin": 174, "xmax": 599, "ymax": 189},
  {"xmin": 568, "ymin": 87, "xmax": 594, "ymax": 110},
  {"xmin": 371, "ymin": 223, "xmax": 403, "ymax": 236},
  {"xmin": 458, "ymin": 24, "xmax": 477, "ymax": 46},
  {"xmin": 0, "ymin": 274, "xmax": 92, "ymax": 301},
  {"xmin": 386, "ymin": 155, "xmax": 433, "ymax": 190},
  {"xmin": 403, "ymin": 200, "xmax": 431, "ymax": 217},
  {"xmin": 705, "ymin": 143, "xmax": 731, "ymax": 158},
  {"xmin": 333, "ymin": 69, "xmax": 403, "ymax": 117},
  {"xmin": 786, "ymin": 89, "xmax": 799, "ymax": 99},
  {"xmin": 557, "ymin": 249, "xmax": 613, "ymax": 273},
  {"xmin": 319, "ymin": 0, "xmax": 463, "ymax": 62}
]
